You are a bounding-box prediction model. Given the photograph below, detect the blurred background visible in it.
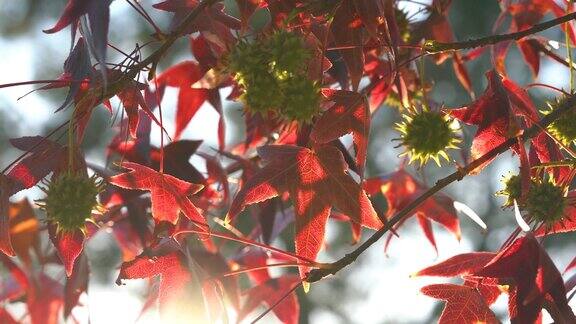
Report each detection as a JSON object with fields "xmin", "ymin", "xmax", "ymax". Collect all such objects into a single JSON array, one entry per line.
[{"xmin": 0, "ymin": 0, "xmax": 574, "ymax": 323}]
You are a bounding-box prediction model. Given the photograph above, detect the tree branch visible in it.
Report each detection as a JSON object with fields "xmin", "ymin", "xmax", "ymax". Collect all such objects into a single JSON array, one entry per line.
[
  {"xmin": 305, "ymin": 93, "xmax": 576, "ymax": 283},
  {"xmin": 424, "ymin": 11, "xmax": 576, "ymax": 53}
]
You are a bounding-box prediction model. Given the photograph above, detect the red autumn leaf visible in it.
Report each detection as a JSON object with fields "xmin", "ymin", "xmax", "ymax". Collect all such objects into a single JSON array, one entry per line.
[
  {"xmin": 447, "ymin": 70, "xmax": 530, "ymax": 172},
  {"xmin": 529, "ymin": 133, "xmax": 571, "ymax": 185},
  {"xmin": 421, "ymin": 284, "xmax": 499, "ymax": 324},
  {"xmin": 353, "ymin": 0, "xmax": 389, "ymax": 42},
  {"xmin": 44, "ymin": 0, "xmax": 111, "ymax": 73},
  {"xmin": 365, "ymin": 169, "xmax": 460, "ymax": 251},
  {"xmin": 0, "ymin": 253, "xmax": 30, "ymax": 297},
  {"xmin": 153, "ymin": 0, "xmax": 240, "ymax": 36},
  {"xmin": 155, "ymin": 61, "xmax": 213, "ymax": 140},
  {"xmin": 462, "ymin": 277, "xmax": 503, "ymax": 306},
  {"xmin": 413, "ymin": 252, "xmax": 497, "ymax": 278},
  {"xmin": 311, "ymin": 89, "xmax": 371, "ymax": 177},
  {"xmin": 452, "ymin": 53, "xmax": 474, "ymax": 96},
  {"xmin": 116, "ymin": 251, "xmax": 195, "ymax": 317},
  {"xmin": 115, "ymin": 80, "xmax": 160, "ymax": 138},
  {"xmin": 331, "ymin": 0, "xmax": 365, "ymax": 90},
  {"xmin": 8, "ymin": 199, "xmax": 40, "ymax": 266},
  {"xmin": 48, "ymin": 224, "xmax": 85, "ymax": 277},
  {"xmin": 228, "ymin": 144, "xmax": 381, "ymax": 277},
  {"xmin": 109, "ymin": 162, "xmax": 208, "ymax": 229},
  {"xmin": 43, "ymin": 38, "xmax": 93, "ymax": 112},
  {"xmin": 0, "ymin": 176, "xmax": 14, "ymax": 256},
  {"xmin": 474, "ymin": 234, "xmax": 575, "ymax": 323},
  {"xmin": 64, "ymin": 253, "xmax": 89, "ymax": 318},
  {"xmin": 150, "ymin": 140, "xmax": 206, "ymax": 185},
  {"xmin": 238, "ymin": 275, "xmax": 301, "ymax": 324},
  {"xmin": 517, "ymin": 38, "xmax": 540, "ymax": 76},
  {"xmin": 0, "ymin": 308, "xmax": 17, "ymax": 324},
  {"xmin": 7, "ymin": 136, "xmax": 66, "ymax": 195},
  {"xmin": 28, "ymin": 274, "xmax": 64, "ymax": 324}
]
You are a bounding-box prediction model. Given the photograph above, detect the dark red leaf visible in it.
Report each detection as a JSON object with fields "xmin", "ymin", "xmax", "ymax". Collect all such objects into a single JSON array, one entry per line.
[
  {"xmin": 64, "ymin": 253, "xmax": 89, "ymax": 318},
  {"xmin": 7, "ymin": 136, "xmax": 66, "ymax": 195},
  {"xmin": 311, "ymin": 89, "xmax": 371, "ymax": 177},
  {"xmin": 331, "ymin": 0, "xmax": 365, "ymax": 90},
  {"xmin": 447, "ymin": 70, "xmax": 520, "ymax": 172},
  {"xmin": 474, "ymin": 235, "xmax": 575, "ymax": 323},
  {"xmin": 421, "ymin": 283, "xmax": 498, "ymax": 324},
  {"xmin": 365, "ymin": 170, "xmax": 460, "ymax": 250},
  {"xmin": 414, "ymin": 252, "xmax": 497, "ymax": 277},
  {"xmin": 48, "ymin": 224, "xmax": 85, "ymax": 277},
  {"xmin": 0, "ymin": 176, "xmax": 14, "ymax": 256}
]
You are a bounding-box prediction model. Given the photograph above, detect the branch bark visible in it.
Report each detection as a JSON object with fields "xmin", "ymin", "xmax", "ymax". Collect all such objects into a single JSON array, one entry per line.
[{"xmin": 424, "ymin": 11, "xmax": 576, "ymax": 53}]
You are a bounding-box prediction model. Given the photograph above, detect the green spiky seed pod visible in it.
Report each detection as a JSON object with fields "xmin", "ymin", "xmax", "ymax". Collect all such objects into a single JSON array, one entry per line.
[
  {"xmin": 544, "ymin": 96, "xmax": 576, "ymax": 146},
  {"xmin": 240, "ymin": 72, "xmax": 285, "ymax": 113},
  {"xmin": 37, "ymin": 172, "xmax": 103, "ymax": 233},
  {"xmin": 498, "ymin": 174, "xmax": 567, "ymax": 225},
  {"xmin": 498, "ymin": 174, "xmax": 523, "ymax": 208},
  {"xmin": 395, "ymin": 107, "xmax": 460, "ymax": 166},
  {"xmin": 226, "ymin": 31, "xmax": 320, "ymax": 121},
  {"xmin": 278, "ymin": 78, "xmax": 321, "ymax": 123},
  {"xmin": 266, "ymin": 30, "xmax": 311, "ymax": 80},
  {"xmin": 525, "ymin": 180, "xmax": 566, "ymax": 225}
]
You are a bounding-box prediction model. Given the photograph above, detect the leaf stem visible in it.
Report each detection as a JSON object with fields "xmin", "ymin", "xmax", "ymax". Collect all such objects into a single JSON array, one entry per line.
[
  {"xmin": 305, "ymin": 93, "xmax": 576, "ymax": 283},
  {"xmin": 424, "ymin": 11, "xmax": 576, "ymax": 53},
  {"xmin": 173, "ymin": 229, "xmax": 323, "ymax": 266}
]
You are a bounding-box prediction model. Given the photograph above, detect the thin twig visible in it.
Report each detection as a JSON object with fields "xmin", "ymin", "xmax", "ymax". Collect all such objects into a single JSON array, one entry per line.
[
  {"xmin": 250, "ymin": 280, "xmax": 302, "ymax": 324},
  {"xmin": 424, "ymin": 12, "xmax": 576, "ymax": 53}
]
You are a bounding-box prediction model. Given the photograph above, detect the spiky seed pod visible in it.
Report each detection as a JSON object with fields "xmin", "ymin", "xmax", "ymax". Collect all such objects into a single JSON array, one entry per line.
[
  {"xmin": 498, "ymin": 174, "xmax": 567, "ymax": 225},
  {"xmin": 226, "ymin": 30, "xmax": 320, "ymax": 122},
  {"xmin": 265, "ymin": 30, "xmax": 311, "ymax": 80},
  {"xmin": 278, "ymin": 78, "xmax": 321, "ymax": 123},
  {"xmin": 395, "ymin": 107, "xmax": 460, "ymax": 166},
  {"xmin": 544, "ymin": 96, "xmax": 576, "ymax": 146},
  {"xmin": 37, "ymin": 172, "xmax": 104, "ymax": 233},
  {"xmin": 498, "ymin": 174, "xmax": 524, "ymax": 208},
  {"xmin": 525, "ymin": 179, "xmax": 567, "ymax": 225}
]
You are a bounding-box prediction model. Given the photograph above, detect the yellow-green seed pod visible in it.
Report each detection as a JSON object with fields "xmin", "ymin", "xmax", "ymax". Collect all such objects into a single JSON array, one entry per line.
[
  {"xmin": 37, "ymin": 172, "xmax": 104, "ymax": 233},
  {"xmin": 395, "ymin": 107, "xmax": 460, "ymax": 166},
  {"xmin": 543, "ymin": 96, "xmax": 576, "ymax": 146}
]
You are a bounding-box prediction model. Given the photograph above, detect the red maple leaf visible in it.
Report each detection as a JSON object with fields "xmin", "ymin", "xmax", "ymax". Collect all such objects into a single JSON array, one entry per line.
[
  {"xmin": 155, "ymin": 61, "xmax": 209, "ymax": 140},
  {"xmin": 116, "ymin": 252, "xmax": 196, "ymax": 318},
  {"xmin": 43, "ymin": 0, "xmax": 111, "ymax": 74},
  {"xmin": 48, "ymin": 224, "xmax": 85, "ymax": 277},
  {"xmin": 311, "ymin": 89, "xmax": 371, "ymax": 177},
  {"xmin": 421, "ymin": 284, "xmax": 499, "ymax": 324},
  {"xmin": 0, "ymin": 176, "xmax": 14, "ymax": 256},
  {"xmin": 413, "ymin": 252, "xmax": 497, "ymax": 278},
  {"xmin": 108, "ymin": 162, "xmax": 208, "ymax": 230},
  {"xmin": 447, "ymin": 70, "xmax": 538, "ymax": 172},
  {"xmin": 228, "ymin": 144, "xmax": 381, "ymax": 277},
  {"xmin": 474, "ymin": 235, "xmax": 575, "ymax": 323},
  {"xmin": 364, "ymin": 169, "xmax": 460, "ymax": 252},
  {"xmin": 238, "ymin": 275, "xmax": 301, "ymax": 324},
  {"xmin": 331, "ymin": 0, "xmax": 365, "ymax": 90}
]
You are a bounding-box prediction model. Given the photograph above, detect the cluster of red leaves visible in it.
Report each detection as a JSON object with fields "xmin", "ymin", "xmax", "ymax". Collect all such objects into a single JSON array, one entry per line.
[
  {"xmin": 1, "ymin": 0, "xmax": 576, "ymax": 323},
  {"xmin": 416, "ymin": 235, "xmax": 576, "ymax": 323}
]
